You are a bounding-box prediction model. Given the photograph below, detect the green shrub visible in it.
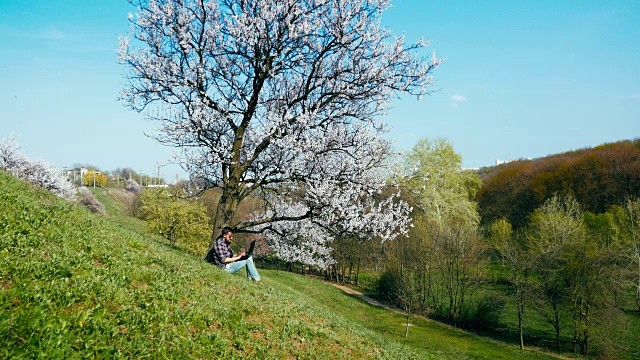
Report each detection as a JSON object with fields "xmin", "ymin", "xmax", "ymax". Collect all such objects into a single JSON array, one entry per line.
[
  {"xmin": 139, "ymin": 188, "xmax": 211, "ymax": 255},
  {"xmin": 466, "ymin": 294, "xmax": 506, "ymax": 331},
  {"xmin": 376, "ymin": 268, "xmax": 403, "ymax": 304},
  {"xmin": 128, "ymin": 192, "xmax": 144, "ymax": 218}
]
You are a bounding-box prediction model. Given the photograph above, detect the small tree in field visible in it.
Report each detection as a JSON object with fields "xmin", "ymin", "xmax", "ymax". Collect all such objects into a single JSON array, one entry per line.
[
  {"xmin": 119, "ymin": 0, "xmax": 443, "ymax": 260},
  {"xmin": 395, "ymin": 273, "xmax": 419, "ymax": 337},
  {"xmin": 622, "ymin": 198, "xmax": 640, "ymax": 314},
  {"xmin": 488, "ymin": 218, "xmax": 530, "ymax": 350},
  {"xmin": 527, "ymin": 196, "xmax": 583, "ymax": 351}
]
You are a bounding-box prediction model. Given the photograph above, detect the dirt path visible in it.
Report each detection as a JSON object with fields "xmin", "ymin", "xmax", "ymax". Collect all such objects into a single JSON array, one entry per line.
[{"xmin": 330, "ymin": 282, "xmax": 400, "ymax": 312}]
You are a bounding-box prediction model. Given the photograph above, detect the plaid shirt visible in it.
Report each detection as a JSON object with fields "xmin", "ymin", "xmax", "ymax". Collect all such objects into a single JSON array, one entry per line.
[{"xmin": 211, "ymin": 237, "xmax": 233, "ymax": 269}]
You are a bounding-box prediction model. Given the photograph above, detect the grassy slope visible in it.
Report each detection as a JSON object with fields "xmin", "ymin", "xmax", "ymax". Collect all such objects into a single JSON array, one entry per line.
[
  {"xmin": 1, "ymin": 173, "xmax": 411, "ymax": 359},
  {"xmin": 266, "ymin": 271, "xmax": 564, "ymax": 360},
  {"xmin": 90, "ymin": 187, "xmax": 145, "ymax": 234},
  {"xmin": 1, "ymin": 172, "xmax": 558, "ymax": 359}
]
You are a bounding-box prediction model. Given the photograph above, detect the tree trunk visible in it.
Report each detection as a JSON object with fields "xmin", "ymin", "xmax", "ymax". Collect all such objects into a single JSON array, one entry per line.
[
  {"xmin": 514, "ymin": 268, "xmax": 526, "ymax": 350},
  {"xmin": 636, "ymin": 257, "xmax": 640, "ymax": 314},
  {"xmin": 582, "ymin": 308, "xmax": 590, "ymax": 355},
  {"xmin": 209, "ymin": 186, "xmax": 241, "ymax": 249},
  {"xmin": 554, "ymin": 305, "xmax": 561, "ymax": 349},
  {"xmin": 636, "ymin": 284, "xmax": 640, "ymax": 314},
  {"xmin": 167, "ymin": 224, "xmax": 176, "ymax": 246},
  {"xmin": 405, "ymin": 313, "xmax": 410, "ymax": 337},
  {"xmin": 518, "ymin": 301, "xmax": 524, "ymax": 350}
]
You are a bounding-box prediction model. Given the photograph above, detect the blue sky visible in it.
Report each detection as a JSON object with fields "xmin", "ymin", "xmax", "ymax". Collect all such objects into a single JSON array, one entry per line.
[{"xmin": 1, "ymin": 0, "xmax": 638, "ymax": 182}]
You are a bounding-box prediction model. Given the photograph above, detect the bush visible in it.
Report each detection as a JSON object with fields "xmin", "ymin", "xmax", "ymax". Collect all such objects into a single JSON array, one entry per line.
[
  {"xmin": 376, "ymin": 268, "xmax": 403, "ymax": 304},
  {"xmin": 464, "ymin": 294, "xmax": 506, "ymax": 331},
  {"xmin": 0, "ymin": 137, "xmax": 76, "ymax": 201},
  {"xmin": 129, "ymin": 192, "xmax": 144, "ymax": 218},
  {"xmin": 125, "ymin": 179, "xmax": 141, "ymax": 193},
  {"xmin": 589, "ymin": 307, "xmax": 630, "ymax": 358},
  {"xmin": 76, "ymin": 187, "xmax": 106, "ymax": 215},
  {"xmin": 140, "ymin": 188, "xmax": 212, "ymax": 255}
]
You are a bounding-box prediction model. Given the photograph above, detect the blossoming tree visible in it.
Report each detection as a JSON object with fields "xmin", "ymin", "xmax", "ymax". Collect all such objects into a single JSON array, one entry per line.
[
  {"xmin": 0, "ymin": 138, "xmax": 76, "ymax": 202},
  {"xmin": 119, "ymin": 0, "xmax": 443, "ymax": 267}
]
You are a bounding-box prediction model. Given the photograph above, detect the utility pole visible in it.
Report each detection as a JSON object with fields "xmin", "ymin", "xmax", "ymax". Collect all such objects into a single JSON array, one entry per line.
[{"xmin": 155, "ymin": 162, "xmax": 171, "ymax": 185}]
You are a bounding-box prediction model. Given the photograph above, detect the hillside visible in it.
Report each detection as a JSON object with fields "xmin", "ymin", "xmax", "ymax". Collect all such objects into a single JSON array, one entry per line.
[
  {"xmin": 477, "ymin": 138, "xmax": 640, "ymax": 227},
  {"xmin": 1, "ymin": 171, "xmax": 560, "ymax": 359},
  {"xmin": 1, "ymin": 171, "xmax": 410, "ymax": 358}
]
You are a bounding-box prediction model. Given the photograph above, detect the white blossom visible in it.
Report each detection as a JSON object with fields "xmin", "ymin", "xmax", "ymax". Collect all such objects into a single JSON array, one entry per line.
[
  {"xmin": 0, "ymin": 138, "xmax": 76, "ymax": 201},
  {"xmin": 119, "ymin": 0, "xmax": 442, "ymax": 264}
]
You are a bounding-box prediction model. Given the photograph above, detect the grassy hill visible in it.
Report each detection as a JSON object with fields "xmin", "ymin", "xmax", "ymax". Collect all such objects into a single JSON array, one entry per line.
[{"xmin": 1, "ymin": 171, "xmax": 560, "ymax": 359}]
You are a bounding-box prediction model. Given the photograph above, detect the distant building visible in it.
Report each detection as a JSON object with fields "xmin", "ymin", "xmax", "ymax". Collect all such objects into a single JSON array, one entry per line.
[
  {"xmin": 495, "ymin": 158, "xmax": 531, "ymax": 166},
  {"xmin": 64, "ymin": 167, "xmax": 103, "ymax": 183},
  {"xmin": 64, "ymin": 168, "xmax": 79, "ymax": 181},
  {"xmin": 495, "ymin": 159, "xmax": 514, "ymax": 166}
]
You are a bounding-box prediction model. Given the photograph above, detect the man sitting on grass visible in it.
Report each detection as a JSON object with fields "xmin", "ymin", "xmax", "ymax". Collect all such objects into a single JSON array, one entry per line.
[{"xmin": 205, "ymin": 227, "xmax": 261, "ymax": 283}]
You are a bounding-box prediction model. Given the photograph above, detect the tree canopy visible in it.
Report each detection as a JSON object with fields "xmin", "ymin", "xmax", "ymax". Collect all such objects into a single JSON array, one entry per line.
[
  {"xmin": 401, "ymin": 138, "xmax": 482, "ymax": 228},
  {"xmin": 477, "ymin": 139, "xmax": 640, "ymax": 228}
]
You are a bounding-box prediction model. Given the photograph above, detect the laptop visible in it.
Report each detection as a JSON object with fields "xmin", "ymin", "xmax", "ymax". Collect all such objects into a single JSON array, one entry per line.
[{"xmin": 237, "ymin": 240, "xmax": 256, "ymax": 261}]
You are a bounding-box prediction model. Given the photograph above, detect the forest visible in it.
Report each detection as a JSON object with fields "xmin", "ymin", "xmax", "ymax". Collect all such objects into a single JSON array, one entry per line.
[
  {"xmin": 477, "ymin": 139, "xmax": 640, "ymax": 228},
  {"xmin": 351, "ymin": 138, "xmax": 640, "ymax": 358}
]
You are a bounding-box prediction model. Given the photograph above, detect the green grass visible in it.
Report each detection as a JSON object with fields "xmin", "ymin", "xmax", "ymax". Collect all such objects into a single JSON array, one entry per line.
[
  {"xmin": 356, "ymin": 258, "xmax": 640, "ymax": 359},
  {"xmin": 90, "ymin": 187, "xmax": 146, "ymax": 234},
  {"xmin": 1, "ymin": 173, "xmax": 403, "ymax": 358},
  {"xmin": 0, "ymin": 172, "xmax": 566, "ymax": 359},
  {"xmin": 267, "ymin": 271, "xmax": 561, "ymax": 360}
]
